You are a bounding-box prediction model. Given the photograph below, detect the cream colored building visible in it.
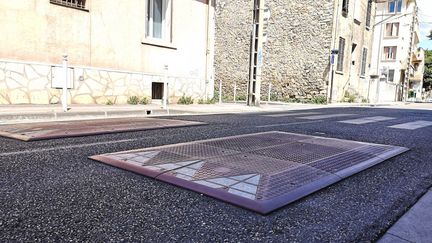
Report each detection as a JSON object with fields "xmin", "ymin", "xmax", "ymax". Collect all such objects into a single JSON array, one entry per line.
[
  {"xmin": 330, "ymin": 0, "xmax": 377, "ymax": 102},
  {"xmin": 370, "ymin": 0, "xmax": 421, "ymax": 102},
  {"xmin": 0, "ymin": 0, "xmax": 215, "ymax": 105}
]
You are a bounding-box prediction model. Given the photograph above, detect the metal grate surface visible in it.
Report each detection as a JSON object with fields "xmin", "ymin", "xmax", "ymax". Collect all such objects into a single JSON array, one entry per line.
[
  {"xmin": 90, "ymin": 131, "xmax": 408, "ymax": 214},
  {"xmin": 0, "ymin": 118, "xmax": 204, "ymax": 141}
]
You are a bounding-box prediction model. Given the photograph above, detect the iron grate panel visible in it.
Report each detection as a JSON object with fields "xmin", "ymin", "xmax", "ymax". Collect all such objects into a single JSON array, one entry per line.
[
  {"xmin": 89, "ymin": 131, "xmax": 408, "ymax": 214},
  {"xmin": 250, "ymin": 142, "xmax": 346, "ymax": 164},
  {"xmin": 0, "ymin": 117, "xmax": 205, "ymax": 141}
]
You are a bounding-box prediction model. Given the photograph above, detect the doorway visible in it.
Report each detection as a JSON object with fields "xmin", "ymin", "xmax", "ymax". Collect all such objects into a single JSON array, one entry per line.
[{"xmin": 152, "ymin": 82, "xmax": 163, "ymax": 99}]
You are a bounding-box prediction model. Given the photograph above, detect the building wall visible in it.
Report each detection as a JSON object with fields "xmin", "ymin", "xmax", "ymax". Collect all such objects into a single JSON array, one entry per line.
[
  {"xmin": 330, "ymin": 0, "xmax": 376, "ymax": 102},
  {"xmin": 0, "ymin": 0, "xmax": 214, "ymax": 104},
  {"xmin": 214, "ymin": 0, "xmax": 335, "ymax": 101},
  {"xmin": 0, "ymin": 59, "xmax": 205, "ymax": 105},
  {"xmin": 370, "ymin": 0, "xmax": 419, "ymax": 102}
]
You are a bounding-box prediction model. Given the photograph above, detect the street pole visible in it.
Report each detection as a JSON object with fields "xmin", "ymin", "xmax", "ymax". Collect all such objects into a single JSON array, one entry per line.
[
  {"xmin": 267, "ymin": 82, "xmax": 272, "ymax": 103},
  {"xmin": 247, "ymin": 0, "xmax": 266, "ymax": 106},
  {"xmin": 62, "ymin": 54, "xmax": 68, "ymax": 112},
  {"xmin": 219, "ymin": 80, "xmax": 222, "ymax": 104},
  {"xmin": 163, "ymin": 65, "xmax": 168, "ymax": 110},
  {"xmin": 404, "ymin": 6, "xmax": 418, "ymax": 102},
  {"xmin": 233, "ymin": 82, "xmax": 237, "ymax": 103}
]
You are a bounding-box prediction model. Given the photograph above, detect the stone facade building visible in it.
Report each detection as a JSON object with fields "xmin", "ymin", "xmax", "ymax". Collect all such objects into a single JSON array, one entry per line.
[
  {"xmin": 0, "ymin": 0, "xmax": 215, "ymax": 105},
  {"xmin": 214, "ymin": 0, "xmax": 376, "ymax": 103}
]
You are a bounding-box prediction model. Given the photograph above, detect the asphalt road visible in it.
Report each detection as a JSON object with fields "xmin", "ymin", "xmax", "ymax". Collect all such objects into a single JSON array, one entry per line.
[{"xmin": 1, "ymin": 107, "xmax": 431, "ymax": 242}]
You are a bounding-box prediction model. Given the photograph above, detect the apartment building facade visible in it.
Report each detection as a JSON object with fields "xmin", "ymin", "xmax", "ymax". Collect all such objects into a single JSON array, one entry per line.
[
  {"xmin": 370, "ymin": 0, "xmax": 422, "ymax": 102},
  {"xmin": 0, "ymin": 0, "xmax": 215, "ymax": 105},
  {"xmin": 214, "ymin": 0, "xmax": 376, "ymax": 103}
]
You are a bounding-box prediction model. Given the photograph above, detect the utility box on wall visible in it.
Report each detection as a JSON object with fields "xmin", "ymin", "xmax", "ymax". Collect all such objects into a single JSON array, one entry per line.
[{"xmin": 51, "ymin": 66, "xmax": 74, "ymax": 89}]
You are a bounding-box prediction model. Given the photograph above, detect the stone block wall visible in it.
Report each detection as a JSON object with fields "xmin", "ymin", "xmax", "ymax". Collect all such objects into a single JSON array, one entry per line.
[
  {"xmin": 214, "ymin": 0, "xmax": 335, "ymax": 101},
  {"xmin": 0, "ymin": 59, "xmax": 206, "ymax": 105}
]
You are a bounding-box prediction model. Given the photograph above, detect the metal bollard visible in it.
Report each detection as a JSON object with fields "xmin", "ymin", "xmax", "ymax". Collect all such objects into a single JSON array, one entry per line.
[{"xmin": 62, "ymin": 54, "xmax": 68, "ymax": 112}]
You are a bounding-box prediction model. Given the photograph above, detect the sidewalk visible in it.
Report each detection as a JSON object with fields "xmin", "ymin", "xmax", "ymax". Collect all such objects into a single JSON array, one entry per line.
[
  {"xmin": 379, "ymin": 188, "xmax": 432, "ymax": 243},
  {"xmin": 0, "ymin": 102, "xmax": 326, "ymax": 124},
  {"xmin": 0, "ymin": 101, "xmax": 431, "ymax": 124}
]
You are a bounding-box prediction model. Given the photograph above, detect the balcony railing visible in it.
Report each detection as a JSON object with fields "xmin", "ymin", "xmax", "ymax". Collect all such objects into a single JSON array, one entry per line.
[{"xmin": 50, "ymin": 0, "xmax": 86, "ymax": 10}]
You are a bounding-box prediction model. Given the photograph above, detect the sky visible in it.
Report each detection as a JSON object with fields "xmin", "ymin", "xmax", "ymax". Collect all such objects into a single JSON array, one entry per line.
[{"xmin": 418, "ymin": 0, "xmax": 432, "ymax": 50}]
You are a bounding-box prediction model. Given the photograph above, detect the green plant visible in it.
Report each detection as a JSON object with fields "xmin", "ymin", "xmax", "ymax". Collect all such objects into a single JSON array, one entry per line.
[
  {"xmin": 344, "ymin": 91, "xmax": 356, "ymax": 103},
  {"xmin": 127, "ymin": 96, "xmax": 139, "ymax": 105},
  {"xmin": 408, "ymin": 90, "xmax": 415, "ymax": 98},
  {"xmin": 106, "ymin": 100, "xmax": 114, "ymax": 105},
  {"xmin": 139, "ymin": 97, "xmax": 149, "ymax": 105},
  {"xmin": 311, "ymin": 95, "xmax": 327, "ymax": 104},
  {"xmin": 236, "ymin": 94, "xmax": 247, "ymax": 101},
  {"xmin": 177, "ymin": 95, "xmax": 194, "ymax": 105}
]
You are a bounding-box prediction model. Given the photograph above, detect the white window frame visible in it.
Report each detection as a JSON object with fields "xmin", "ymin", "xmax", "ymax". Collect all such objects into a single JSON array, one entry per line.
[{"xmin": 146, "ymin": 0, "xmax": 172, "ymax": 42}]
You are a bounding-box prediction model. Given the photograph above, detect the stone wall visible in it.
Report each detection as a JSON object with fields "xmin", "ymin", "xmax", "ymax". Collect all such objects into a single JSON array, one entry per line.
[
  {"xmin": 0, "ymin": 60, "xmax": 206, "ymax": 105},
  {"xmin": 214, "ymin": 0, "xmax": 335, "ymax": 101}
]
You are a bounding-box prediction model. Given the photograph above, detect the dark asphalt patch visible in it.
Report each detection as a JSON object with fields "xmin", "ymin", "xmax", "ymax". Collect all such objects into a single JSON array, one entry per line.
[{"xmin": 90, "ymin": 131, "xmax": 408, "ymax": 214}]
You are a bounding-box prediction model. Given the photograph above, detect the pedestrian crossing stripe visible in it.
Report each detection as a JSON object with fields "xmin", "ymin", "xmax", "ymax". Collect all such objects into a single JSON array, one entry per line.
[
  {"xmin": 339, "ymin": 116, "xmax": 395, "ymax": 125},
  {"xmin": 389, "ymin": 121, "xmax": 432, "ymax": 130},
  {"xmin": 263, "ymin": 112, "xmax": 322, "ymax": 117},
  {"xmin": 297, "ymin": 114, "xmax": 355, "ymax": 120}
]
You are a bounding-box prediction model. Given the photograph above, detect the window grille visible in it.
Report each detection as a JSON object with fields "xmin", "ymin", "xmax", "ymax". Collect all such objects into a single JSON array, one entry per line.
[
  {"xmin": 337, "ymin": 37, "xmax": 346, "ymax": 72},
  {"xmin": 361, "ymin": 48, "xmax": 368, "ymax": 76},
  {"xmin": 50, "ymin": 0, "xmax": 86, "ymax": 10},
  {"xmin": 366, "ymin": 0, "xmax": 372, "ymax": 28},
  {"xmin": 342, "ymin": 0, "xmax": 349, "ymax": 17}
]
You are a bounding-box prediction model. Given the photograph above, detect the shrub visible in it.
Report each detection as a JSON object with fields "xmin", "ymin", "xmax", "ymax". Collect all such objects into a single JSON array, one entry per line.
[
  {"xmin": 106, "ymin": 100, "xmax": 114, "ymax": 105},
  {"xmin": 177, "ymin": 95, "xmax": 194, "ymax": 105},
  {"xmin": 311, "ymin": 95, "xmax": 327, "ymax": 104},
  {"xmin": 344, "ymin": 91, "xmax": 356, "ymax": 103},
  {"xmin": 236, "ymin": 94, "xmax": 247, "ymax": 101},
  {"xmin": 139, "ymin": 97, "xmax": 149, "ymax": 105},
  {"xmin": 127, "ymin": 96, "xmax": 139, "ymax": 105}
]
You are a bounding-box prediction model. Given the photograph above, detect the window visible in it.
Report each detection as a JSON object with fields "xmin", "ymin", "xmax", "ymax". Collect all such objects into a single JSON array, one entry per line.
[
  {"xmin": 361, "ymin": 48, "xmax": 368, "ymax": 77},
  {"xmin": 383, "ymin": 46, "xmax": 397, "ymax": 60},
  {"xmin": 366, "ymin": 0, "xmax": 372, "ymax": 28},
  {"xmin": 388, "ymin": 69, "xmax": 395, "ymax": 82},
  {"xmin": 342, "ymin": 0, "xmax": 349, "ymax": 17},
  {"xmin": 146, "ymin": 0, "xmax": 171, "ymax": 41},
  {"xmin": 388, "ymin": 0, "xmax": 402, "ymax": 14},
  {"xmin": 385, "ymin": 23, "xmax": 399, "ymax": 37},
  {"xmin": 50, "ymin": 0, "xmax": 86, "ymax": 10},
  {"xmin": 337, "ymin": 37, "xmax": 346, "ymax": 72}
]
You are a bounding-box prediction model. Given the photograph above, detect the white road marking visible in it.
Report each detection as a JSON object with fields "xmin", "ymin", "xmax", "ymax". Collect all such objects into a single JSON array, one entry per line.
[
  {"xmin": 263, "ymin": 112, "xmax": 321, "ymax": 117},
  {"xmin": 339, "ymin": 116, "xmax": 395, "ymax": 125},
  {"xmin": 256, "ymin": 120, "xmax": 323, "ymax": 128},
  {"xmin": 297, "ymin": 114, "xmax": 355, "ymax": 120},
  {"xmin": 389, "ymin": 121, "xmax": 432, "ymax": 130},
  {"xmin": 0, "ymin": 138, "xmax": 142, "ymax": 156}
]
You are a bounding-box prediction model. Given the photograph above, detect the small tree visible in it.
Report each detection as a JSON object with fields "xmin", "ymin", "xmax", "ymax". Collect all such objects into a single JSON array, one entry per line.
[
  {"xmin": 428, "ymin": 30, "xmax": 432, "ymax": 40},
  {"xmin": 424, "ymin": 50, "xmax": 432, "ymax": 91}
]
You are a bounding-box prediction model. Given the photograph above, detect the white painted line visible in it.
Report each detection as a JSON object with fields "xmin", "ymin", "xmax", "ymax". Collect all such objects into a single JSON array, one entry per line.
[
  {"xmin": 263, "ymin": 112, "xmax": 321, "ymax": 117},
  {"xmin": 339, "ymin": 116, "xmax": 395, "ymax": 125},
  {"xmin": 389, "ymin": 121, "xmax": 432, "ymax": 130},
  {"xmin": 297, "ymin": 114, "xmax": 355, "ymax": 120},
  {"xmin": 0, "ymin": 138, "xmax": 141, "ymax": 156},
  {"xmin": 256, "ymin": 120, "xmax": 323, "ymax": 128}
]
